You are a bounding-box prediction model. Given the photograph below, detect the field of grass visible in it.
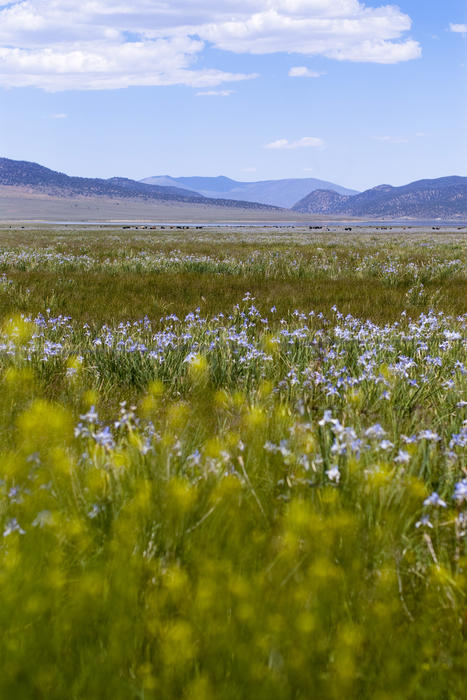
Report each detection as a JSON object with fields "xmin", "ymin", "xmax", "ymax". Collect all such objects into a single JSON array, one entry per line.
[{"xmin": 0, "ymin": 226, "xmax": 466, "ymax": 698}]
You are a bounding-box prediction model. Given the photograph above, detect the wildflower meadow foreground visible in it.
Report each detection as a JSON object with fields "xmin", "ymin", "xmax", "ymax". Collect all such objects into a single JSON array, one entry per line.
[{"xmin": 0, "ymin": 226, "xmax": 466, "ymax": 698}]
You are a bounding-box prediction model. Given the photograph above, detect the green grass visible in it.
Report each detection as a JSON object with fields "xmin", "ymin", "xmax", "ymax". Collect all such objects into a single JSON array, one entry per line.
[
  {"xmin": 2, "ymin": 269, "xmax": 467, "ymax": 322},
  {"xmin": 0, "ymin": 227, "xmax": 466, "ymax": 698},
  {"xmin": 0, "ymin": 227, "xmax": 466, "ymax": 322}
]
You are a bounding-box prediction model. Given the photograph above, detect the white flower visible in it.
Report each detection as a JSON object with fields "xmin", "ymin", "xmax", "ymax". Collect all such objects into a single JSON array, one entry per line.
[
  {"xmin": 319, "ymin": 410, "xmax": 336, "ymax": 427},
  {"xmin": 394, "ymin": 449, "xmax": 410, "ymax": 464},
  {"xmin": 326, "ymin": 465, "xmax": 340, "ymax": 483}
]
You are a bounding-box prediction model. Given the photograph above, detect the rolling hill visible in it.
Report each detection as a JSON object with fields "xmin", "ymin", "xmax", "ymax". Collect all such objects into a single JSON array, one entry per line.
[{"xmin": 292, "ymin": 177, "xmax": 467, "ymax": 218}]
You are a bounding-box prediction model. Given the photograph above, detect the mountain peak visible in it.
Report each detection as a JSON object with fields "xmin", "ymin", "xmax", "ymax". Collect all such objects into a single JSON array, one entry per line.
[
  {"xmin": 371, "ymin": 184, "xmax": 394, "ymax": 192},
  {"xmin": 291, "ymin": 189, "xmax": 349, "ymax": 214}
]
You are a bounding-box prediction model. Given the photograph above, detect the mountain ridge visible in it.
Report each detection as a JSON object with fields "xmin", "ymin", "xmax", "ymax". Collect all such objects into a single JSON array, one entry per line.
[
  {"xmin": 1, "ymin": 158, "xmax": 465, "ymax": 219},
  {"xmin": 0, "ymin": 158, "xmax": 281, "ymax": 212},
  {"xmin": 292, "ymin": 177, "xmax": 467, "ymax": 218},
  {"xmin": 140, "ymin": 175, "xmax": 358, "ymax": 208}
]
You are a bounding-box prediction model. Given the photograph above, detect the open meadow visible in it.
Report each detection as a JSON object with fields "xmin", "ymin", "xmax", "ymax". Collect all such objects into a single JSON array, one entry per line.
[{"xmin": 0, "ymin": 225, "xmax": 466, "ymax": 698}]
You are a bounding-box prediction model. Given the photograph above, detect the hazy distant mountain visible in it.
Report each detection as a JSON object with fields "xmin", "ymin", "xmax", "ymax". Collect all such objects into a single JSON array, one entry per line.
[
  {"xmin": 292, "ymin": 177, "xmax": 467, "ymax": 218},
  {"xmin": 0, "ymin": 158, "xmax": 281, "ymax": 211},
  {"xmin": 141, "ymin": 175, "xmax": 358, "ymax": 208}
]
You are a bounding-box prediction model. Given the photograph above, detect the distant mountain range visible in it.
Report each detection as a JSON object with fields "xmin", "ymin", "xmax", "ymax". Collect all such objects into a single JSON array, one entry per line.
[
  {"xmin": 1, "ymin": 158, "xmax": 465, "ymax": 220},
  {"xmin": 140, "ymin": 175, "xmax": 358, "ymax": 208},
  {"xmin": 292, "ymin": 177, "xmax": 467, "ymax": 218},
  {"xmin": 0, "ymin": 158, "xmax": 280, "ymax": 212}
]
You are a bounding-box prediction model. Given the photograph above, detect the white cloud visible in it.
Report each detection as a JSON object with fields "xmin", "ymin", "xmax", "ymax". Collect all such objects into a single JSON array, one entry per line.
[
  {"xmin": 196, "ymin": 89, "xmax": 235, "ymax": 96},
  {"xmin": 372, "ymin": 135, "xmax": 409, "ymax": 144},
  {"xmin": 288, "ymin": 66, "xmax": 323, "ymax": 77},
  {"xmin": 450, "ymin": 23, "xmax": 467, "ymax": 34},
  {"xmin": 265, "ymin": 136, "xmax": 325, "ymax": 149},
  {"xmin": 0, "ymin": 1, "xmax": 422, "ymax": 91},
  {"xmin": 0, "ymin": 38, "xmax": 256, "ymax": 91},
  {"xmin": 50, "ymin": 112, "xmax": 67, "ymax": 118},
  {"xmin": 200, "ymin": 7, "xmax": 420, "ymax": 64}
]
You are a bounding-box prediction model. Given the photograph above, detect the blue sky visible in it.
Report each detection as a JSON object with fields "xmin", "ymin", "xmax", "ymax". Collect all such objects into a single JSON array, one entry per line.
[{"xmin": 0, "ymin": 0, "xmax": 465, "ymax": 191}]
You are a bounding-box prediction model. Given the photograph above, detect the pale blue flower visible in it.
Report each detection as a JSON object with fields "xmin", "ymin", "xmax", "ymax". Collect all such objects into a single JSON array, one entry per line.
[
  {"xmin": 3, "ymin": 518, "xmax": 26, "ymax": 536},
  {"xmin": 415, "ymin": 515, "xmax": 433, "ymax": 529},
  {"xmin": 423, "ymin": 492, "xmax": 447, "ymax": 508},
  {"xmin": 453, "ymin": 479, "xmax": 467, "ymax": 504}
]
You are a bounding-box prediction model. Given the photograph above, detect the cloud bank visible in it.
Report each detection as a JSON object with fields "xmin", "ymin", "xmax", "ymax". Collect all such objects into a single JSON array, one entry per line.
[{"xmin": 0, "ymin": 1, "xmax": 422, "ymax": 91}]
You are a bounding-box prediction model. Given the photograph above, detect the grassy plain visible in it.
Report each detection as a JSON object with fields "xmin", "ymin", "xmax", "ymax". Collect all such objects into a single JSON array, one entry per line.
[
  {"xmin": 1, "ymin": 226, "xmax": 466, "ymax": 323},
  {"xmin": 0, "ymin": 226, "xmax": 466, "ymax": 698}
]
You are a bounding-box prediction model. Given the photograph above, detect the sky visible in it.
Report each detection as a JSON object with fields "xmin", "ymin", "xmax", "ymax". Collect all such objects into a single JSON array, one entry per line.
[{"xmin": 0, "ymin": 0, "xmax": 465, "ymax": 191}]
